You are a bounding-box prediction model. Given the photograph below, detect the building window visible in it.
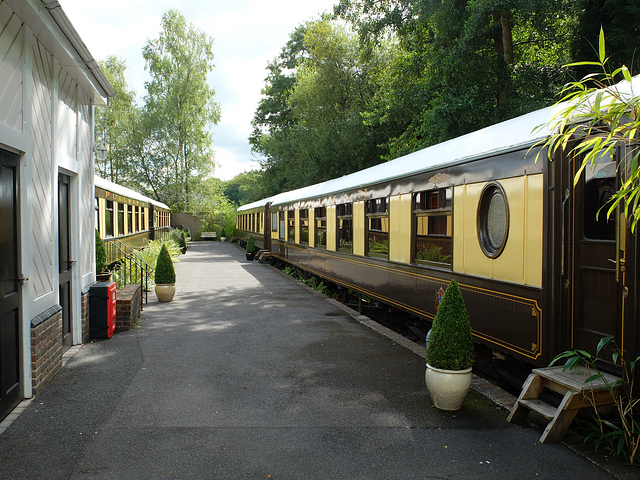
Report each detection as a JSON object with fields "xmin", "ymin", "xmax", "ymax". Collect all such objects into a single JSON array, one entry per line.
[
  {"xmin": 299, "ymin": 209, "xmax": 309, "ymax": 245},
  {"xmin": 477, "ymin": 182, "xmax": 509, "ymax": 258},
  {"xmin": 315, "ymin": 207, "xmax": 326, "ymax": 248},
  {"xmin": 414, "ymin": 188, "xmax": 452, "ymax": 265},
  {"xmin": 366, "ymin": 198, "xmax": 389, "ymax": 257},
  {"xmin": 105, "ymin": 200, "xmax": 113, "ymax": 237},
  {"xmin": 337, "ymin": 203, "xmax": 352, "ymax": 253}
]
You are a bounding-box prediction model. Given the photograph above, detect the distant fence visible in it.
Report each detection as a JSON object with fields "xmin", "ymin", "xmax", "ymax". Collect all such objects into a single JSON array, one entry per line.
[{"xmin": 171, "ymin": 212, "xmax": 205, "ymax": 237}]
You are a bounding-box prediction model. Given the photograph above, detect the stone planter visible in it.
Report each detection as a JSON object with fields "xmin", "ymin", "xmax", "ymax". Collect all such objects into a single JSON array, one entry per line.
[
  {"xmin": 425, "ymin": 363, "xmax": 472, "ymax": 411},
  {"xmin": 155, "ymin": 283, "xmax": 176, "ymax": 302}
]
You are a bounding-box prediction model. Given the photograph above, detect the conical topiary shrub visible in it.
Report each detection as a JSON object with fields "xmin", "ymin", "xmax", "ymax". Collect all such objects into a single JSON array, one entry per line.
[
  {"xmin": 426, "ymin": 279, "xmax": 474, "ymax": 370},
  {"xmin": 155, "ymin": 244, "xmax": 175, "ymax": 285},
  {"xmin": 246, "ymin": 235, "xmax": 256, "ymax": 254}
]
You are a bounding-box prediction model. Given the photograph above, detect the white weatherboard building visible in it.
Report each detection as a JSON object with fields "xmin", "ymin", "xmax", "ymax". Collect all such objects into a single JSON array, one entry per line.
[{"xmin": 0, "ymin": 0, "xmax": 114, "ymax": 421}]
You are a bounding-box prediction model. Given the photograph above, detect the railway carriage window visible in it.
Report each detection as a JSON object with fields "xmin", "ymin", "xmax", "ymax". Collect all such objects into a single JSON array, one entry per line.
[
  {"xmin": 142, "ymin": 207, "xmax": 146, "ymax": 231},
  {"xmin": 583, "ymin": 160, "xmax": 616, "ymax": 240},
  {"xmin": 118, "ymin": 203, "xmax": 126, "ymax": 236},
  {"xmin": 414, "ymin": 189, "xmax": 452, "ymax": 265},
  {"xmin": 288, "ymin": 212, "xmax": 295, "ymax": 241},
  {"xmin": 105, "ymin": 200, "xmax": 114, "ymax": 237},
  {"xmin": 366, "ymin": 198, "xmax": 389, "ymax": 257},
  {"xmin": 315, "ymin": 207, "xmax": 327, "ymax": 248},
  {"xmin": 127, "ymin": 205, "xmax": 133, "ymax": 234},
  {"xmin": 337, "ymin": 203, "xmax": 353, "ymax": 253},
  {"xmin": 299, "ymin": 209, "xmax": 309, "ymax": 245},
  {"xmin": 95, "ymin": 197, "xmax": 99, "ymax": 236},
  {"xmin": 279, "ymin": 211, "xmax": 285, "ymax": 240},
  {"xmin": 477, "ymin": 182, "xmax": 509, "ymax": 258},
  {"xmin": 272, "ymin": 212, "xmax": 277, "ymax": 232}
]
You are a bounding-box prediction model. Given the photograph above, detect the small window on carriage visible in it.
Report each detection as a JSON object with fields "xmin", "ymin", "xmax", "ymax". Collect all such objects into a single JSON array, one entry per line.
[
  {"xmin": 105, "ymin": 200, "xmax": 114, "ymax": 237},
  {"xmin": 279, "ymin": 211, "xmax": 285, "ymax": 240},
  {"xmin": 315, "ymin": 207, "xmax": 327, "ymax": 248},
  {"xmin": 299, "ymin": 209, "xmax": 309, "ymax": 245},
  {"xmin": 271, "ymin": 212, "xmax": 278, "ymax": 232},
  {"xmin": 583, "ymin": 157, "xmax": 616, "ymax": 241},
  {"xmin": 287, "ymin": 210, "xmax": 295, "ymax": 241},
  {"xmin": 117, "ymin": 203, "xmax": 125, "ymax": 236},
  {"xmin": 337, "ymin": 203, "xmax": 353, "ymax": 253},
  {"xmin": 366, "ymin": 198, "xmax": 389, "ymax": 258},
  {"xmin": 477, "ymin": 182, "xmax": 509, "ymax": 258},
  {"xmin": 414, "ymin": 188, "xmax": 452, "ymax": 265}
]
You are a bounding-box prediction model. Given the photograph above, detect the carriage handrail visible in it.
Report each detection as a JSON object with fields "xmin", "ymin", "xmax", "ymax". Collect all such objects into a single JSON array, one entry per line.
[{"xmin": 104, "ymin": 238, "xmax": 152, "ymax": 309}]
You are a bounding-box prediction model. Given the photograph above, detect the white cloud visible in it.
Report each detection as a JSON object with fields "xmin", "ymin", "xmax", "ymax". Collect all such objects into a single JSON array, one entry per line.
[{"xmin": 60, "ymin": 0, "xmax": 337, "ymax": 186}]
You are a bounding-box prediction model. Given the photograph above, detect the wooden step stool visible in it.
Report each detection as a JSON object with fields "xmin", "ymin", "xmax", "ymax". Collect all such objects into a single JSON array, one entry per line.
[
  {"xmin": 255, "ymin": 249, "xmax": 272, "ymax": 263},
  {"xmin": 507, "ymin": 366, "xmax": 620, "ymax": 443}
]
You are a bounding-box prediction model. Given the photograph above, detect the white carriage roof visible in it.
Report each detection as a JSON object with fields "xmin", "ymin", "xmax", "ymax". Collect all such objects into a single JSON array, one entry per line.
[
  {"xmin": 94, "ymin": 175, "xmax": 170, "ymax": 210},
  {"xmin": 238, "ymin": 74, "xmax": 640, "ymax": 212}
]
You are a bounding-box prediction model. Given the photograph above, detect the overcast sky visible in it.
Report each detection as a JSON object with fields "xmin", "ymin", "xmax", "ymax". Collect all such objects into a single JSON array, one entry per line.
[{"xmin": 60, "ymin": 0, "xmax": 338, "ymax": 180}]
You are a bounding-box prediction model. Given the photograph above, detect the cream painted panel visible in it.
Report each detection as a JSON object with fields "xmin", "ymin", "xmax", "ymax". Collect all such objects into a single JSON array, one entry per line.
[
  {"xmin": 353, "ymin": 201, "xmax": 365, "ymax": 256},
  {"xmin": 327, "ymin": 205, "xmax": 337, "ymax": 251},
  {"xmin": 56, "ymin": 68, "xmax": 77, "ymax": 160},
  {"xmin": 309, "ymin": 209, "xmax": 315, "ymax": 248},
  {"xmin": 525, "ymin": 175, "xmax": 544, "ymax": 287},
  {"xmin": 492, "ymin": 177, "xmax": 525, "ymax": 283},
  {"xmin": 389, "ymin": 195, "xmax": 400, "ymax": 262},
  {"xmin": 399, "ymin": 194, "xmax": 412, "ymax": 264},
  {"xmin": 462, "ymin": 183, "xmax": 492, "ymax": 278},
  {"xmin": 453, "ymin": 186, "xmax": 466, "ymax": 273}
]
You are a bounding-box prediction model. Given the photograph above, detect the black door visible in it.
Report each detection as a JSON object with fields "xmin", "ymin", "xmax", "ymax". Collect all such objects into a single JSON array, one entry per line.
[
  {"xmin": 0, "ymin": 149, "xmax": 21, "ymax": 420},
  {"xmin": 59, "ymin": 174, "xmax": 72, "ymax": 349},
  {"xmin": 568, "ymin": 153, "xmax": 621, "ymax": 354}
]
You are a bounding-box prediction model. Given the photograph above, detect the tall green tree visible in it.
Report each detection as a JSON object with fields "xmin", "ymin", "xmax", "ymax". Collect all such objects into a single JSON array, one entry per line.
[
  {"xmin": 139, "ymin": 9, "xmax": 221, "ymax": 211},
  {"xmin": 251, "ymin": 19, "xmax": 392, "ymax": 193},
  {"xmin": 94, "ymin": 56, "xmax": 138, "ymax": 183}
]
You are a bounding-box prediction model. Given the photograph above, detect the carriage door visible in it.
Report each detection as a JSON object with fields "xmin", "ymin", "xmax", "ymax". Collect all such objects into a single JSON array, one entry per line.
[
  {"xmin": 58, "ymin": 174, "xmax": 73, "ymax": 349},
  {"xmin": 568, "ymin": 152, "xmax": 622, "ymax": 354},
  {"xmin": 0, "ymin": 149, "xmax": 21, "ymax": 420}
]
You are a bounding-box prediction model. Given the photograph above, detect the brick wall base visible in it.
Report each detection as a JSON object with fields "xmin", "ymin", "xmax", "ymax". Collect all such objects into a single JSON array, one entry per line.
[
  {"xmin": 81, "ymin": 289, "xmax": 90, "ymax": 343},
  {"xmin": 30, "ymin": 306, "xmax": 63, "ymax": 395},
  {"xmin": 116, "ymin": 284, "xmax": 142, "ymax": 332}
]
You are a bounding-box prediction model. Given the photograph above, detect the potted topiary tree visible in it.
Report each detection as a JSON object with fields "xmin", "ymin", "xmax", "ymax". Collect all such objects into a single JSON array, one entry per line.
[
  {"xmin": 220, "ymin": 227, "xmax": 226, "ymax": 242},
  {"xmin": 425, "ymin": 279, "xmax": 475, "ymax": 410},
  {"xmin": 154, "ymin": 243, "xmax": 176, "ymax": 302},
  {"xmin": 245, "ymin": 235, "xmax": 256, "ymax": 261},
  {"xmin": 95, "ymin": 229, "xmax": 111, "ymax": 282}
]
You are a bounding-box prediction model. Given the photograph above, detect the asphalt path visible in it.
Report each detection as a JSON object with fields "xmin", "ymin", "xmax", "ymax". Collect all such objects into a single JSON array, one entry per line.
[{"xmin": 0, "ymin": 241, "xmax": 626, "ymax": 479}]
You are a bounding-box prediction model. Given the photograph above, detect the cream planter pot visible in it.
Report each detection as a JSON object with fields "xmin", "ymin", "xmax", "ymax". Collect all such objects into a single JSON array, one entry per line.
[
  {"xmin": 425, "ymin": 364, "xmax": 472, "ymax": 411},
  {"xmin": 155, "ymin": 283, "xmax": 176, "ymax": 302}
]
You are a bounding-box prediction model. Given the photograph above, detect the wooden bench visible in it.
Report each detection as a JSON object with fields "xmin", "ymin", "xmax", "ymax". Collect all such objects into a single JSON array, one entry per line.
[
  {"xmin": 200, "ymin": 232, "xmax": 216, "ymax": 240},
  {"xmin": 507, "ymin": 366, "xmax": 620, "ymax": 443},
  {"xmin": 255, "ymin": 249, "xmax": 272, "ymax": 263}
]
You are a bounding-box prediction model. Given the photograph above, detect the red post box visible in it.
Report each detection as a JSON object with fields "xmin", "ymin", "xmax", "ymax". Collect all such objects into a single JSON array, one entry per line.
[{"xmin": 89, "ymin": 281, "xmax": 117, "ymax": 338}]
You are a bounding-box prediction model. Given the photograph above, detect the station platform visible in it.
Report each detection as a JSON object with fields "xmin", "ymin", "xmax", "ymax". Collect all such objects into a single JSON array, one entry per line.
[{"xmin": 0, "ymin": 241, "xmax": 633, "ymax": 479}]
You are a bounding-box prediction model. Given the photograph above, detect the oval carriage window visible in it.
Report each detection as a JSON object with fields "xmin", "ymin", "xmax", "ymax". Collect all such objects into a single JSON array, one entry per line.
[{"xmin": 477, "ymin": 182, "xmax": 509, "ymax": 258}]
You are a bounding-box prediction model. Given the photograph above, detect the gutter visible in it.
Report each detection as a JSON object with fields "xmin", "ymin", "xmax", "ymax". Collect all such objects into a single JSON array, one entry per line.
[{"xmin": 39, "ymin": 0, "xmax": 116, "ymax": 99}]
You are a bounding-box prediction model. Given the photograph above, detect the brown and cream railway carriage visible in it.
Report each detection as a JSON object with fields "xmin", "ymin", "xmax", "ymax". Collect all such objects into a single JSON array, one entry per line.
[
  {"xmin": 95, "ymin": 175, "xmax": 171, "ymax": 263},
  {"xmin": 237, "ymin": 86, "xmax": 639, "ymax": 369}
]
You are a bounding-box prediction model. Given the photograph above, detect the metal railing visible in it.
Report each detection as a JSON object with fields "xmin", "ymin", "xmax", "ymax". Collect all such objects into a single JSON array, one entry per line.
[{"xmin": 104, "ymin": 239, "xmax": 152, "ymax": 310}]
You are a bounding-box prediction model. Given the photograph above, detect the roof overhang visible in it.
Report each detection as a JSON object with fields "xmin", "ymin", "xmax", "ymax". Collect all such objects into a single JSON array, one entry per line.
[{"xmin": 6, "ymin": 0, "xmax": 115, "ymax": 105}]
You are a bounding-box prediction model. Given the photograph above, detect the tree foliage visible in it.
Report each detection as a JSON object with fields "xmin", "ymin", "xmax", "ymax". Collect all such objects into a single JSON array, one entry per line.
[
  {"xmin": 538, "ymin": 29, "xmax": 640, "ymax": 231},
  {"xmin": 139, "ymin": 9, "xmax": 221, "ymax": 212},
  {"xmin": 95, "ymin": 56, "xmax": 138, "ymax": 184}
]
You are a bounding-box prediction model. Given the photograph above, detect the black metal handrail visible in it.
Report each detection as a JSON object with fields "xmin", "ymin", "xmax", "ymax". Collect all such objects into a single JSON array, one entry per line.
[{"xmin": 104, "ymin": 239, "xmax": 152, "ymax": 310}]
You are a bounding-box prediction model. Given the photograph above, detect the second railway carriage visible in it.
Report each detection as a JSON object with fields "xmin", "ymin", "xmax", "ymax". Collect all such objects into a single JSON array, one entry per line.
[
  {"xmin": 94, "ymin": 175, "xmax": 171, "ymax": 263},
  {"xmin": 237, "ymin": 79, "xmax": 639, "ymax": 369}
]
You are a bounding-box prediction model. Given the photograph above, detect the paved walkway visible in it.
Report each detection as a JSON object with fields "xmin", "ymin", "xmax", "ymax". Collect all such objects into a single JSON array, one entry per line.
[{"xmin": 0, "ymin": 242, "xmax": 634, "ymax": 479}]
